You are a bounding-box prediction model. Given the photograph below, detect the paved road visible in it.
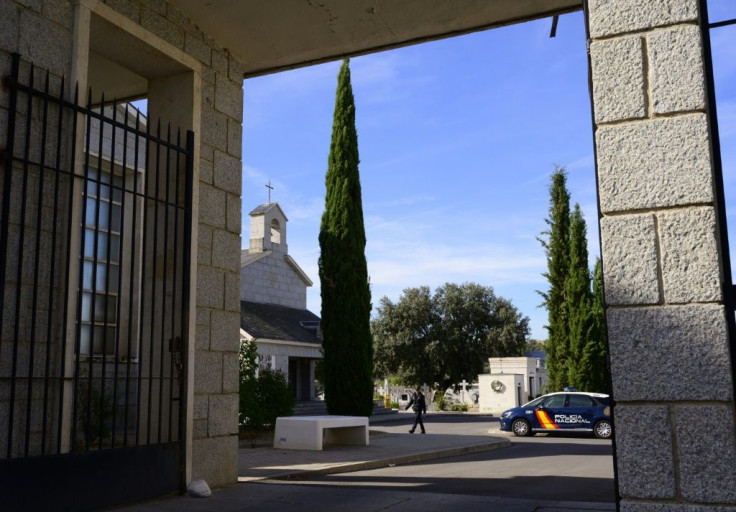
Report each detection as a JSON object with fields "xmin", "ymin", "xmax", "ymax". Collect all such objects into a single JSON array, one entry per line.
[
  {"xmin": 113, "ymin": 412, "xmax": 616, "ymax": 512},
  {"xmin": 279, "ymin": 413, "xmax": 616, "ymax": 504}
]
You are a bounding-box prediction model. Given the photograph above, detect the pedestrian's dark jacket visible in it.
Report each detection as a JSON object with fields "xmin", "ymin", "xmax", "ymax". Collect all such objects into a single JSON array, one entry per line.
[{"xmin": 405, "ymin": 392, "xmax": 426, "ymax": 414}]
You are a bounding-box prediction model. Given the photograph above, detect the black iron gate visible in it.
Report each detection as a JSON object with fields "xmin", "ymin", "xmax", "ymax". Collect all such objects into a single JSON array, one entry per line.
[
  {"xmin": 700, "ymin": 0, "xmax": 736, "ymax": 403},
  {"xmin": 0, "ymin": 54, "xmax": 193, "ymax": 512}
]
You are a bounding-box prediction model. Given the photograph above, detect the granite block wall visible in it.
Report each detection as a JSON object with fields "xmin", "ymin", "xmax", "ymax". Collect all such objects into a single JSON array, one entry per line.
[
  {"xmin": 589, "ymin": 0, "xmax": 736, "ymax": 508},
  {"xmin": 241, "ymin": 256, "xmax": 308, "ymax": 310}
]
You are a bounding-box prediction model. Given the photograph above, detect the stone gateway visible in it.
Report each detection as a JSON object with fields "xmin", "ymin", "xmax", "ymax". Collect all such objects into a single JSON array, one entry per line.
[{"xmin": 0, "ymin": 1, "xmax": 734, "ymax": 511}]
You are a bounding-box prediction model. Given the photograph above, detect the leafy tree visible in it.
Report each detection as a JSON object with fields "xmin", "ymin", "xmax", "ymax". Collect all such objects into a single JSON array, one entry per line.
[
  {"xmin": 525, "ymin": 339, "xmax": 546, "ymax": 353},
  {"xmin": 579, "ymin": 258, "xmax": 610, "ymax": 392},
  {"xmin": 372, "ymin": 286, "xmax": 436, "ymax": 387},
  {"xmin": 566, "ymin": 203, "xmax": 592, "ymax": 388},
  {"xmin": 318, "ymin": 59, "xmax": 374, "ymax": 417},
  {"xmin": 372, "ymin": 282, "xmax": 529, "ymax": 391},
  {"xmin": 488, "ymin": 296, "xmax": 532, "ymax": 358},
  {"xmin": 538, "ymin": 166, "xmax": 571, "ymax": 391}
]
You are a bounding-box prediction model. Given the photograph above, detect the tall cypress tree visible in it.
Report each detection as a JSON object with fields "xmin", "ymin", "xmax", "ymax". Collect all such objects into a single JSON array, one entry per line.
[
  {"xmin": 566, "ymin": 203, "xmax": 592, "ymax": 389},
  {"xmin": 538, "ymin": 167, "xmax": 571, "ymax": 391},
  {"xmin": 318, "ymin": 59, "xmax": 374, "ymax": 417},
  {"xmin": 579, "ymin": 258, "xmax": 610, "ymax": 392}
]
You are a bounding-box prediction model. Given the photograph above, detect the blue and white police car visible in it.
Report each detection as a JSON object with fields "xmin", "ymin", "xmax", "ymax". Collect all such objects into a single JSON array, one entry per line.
[{"xmin": 498, "ymin": 391, "xmax": 612, "ymax": 439}]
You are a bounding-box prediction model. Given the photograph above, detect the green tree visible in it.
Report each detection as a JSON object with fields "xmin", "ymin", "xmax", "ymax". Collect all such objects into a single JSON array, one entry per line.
[
  {"xmin": 538, "ymin": 166, "xmax": 571, "ymax": 391},
  {"xmin": 488, "ymin": 296, "xmax": 532, "ymax": 357},
  {"xmin": 372, "ymin": 286, "xmax": 437, "ymax": 387},
  {"xmin": 579, "ymin": 258, "xmax": 610, "ymax": 392},
  {"xmin": 318, "ymin": 59, "xmax": 374, "ymax": 417},
  {"xmin": 525, "ymin": 339, "xmax": 546, "ymax": 353},
  {"xmin": 372, "ymin": 282, "xmax": 529, "ymax": 391},
  {"xmin": 566, "ymin": 203, "xmax": 592, "ymax": 389}
]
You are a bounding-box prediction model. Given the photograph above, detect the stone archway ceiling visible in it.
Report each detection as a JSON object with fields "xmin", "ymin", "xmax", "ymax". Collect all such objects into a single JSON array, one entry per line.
[{"xmin": 167, "ymin": 0, "xmax": 582, "ymax": 78}]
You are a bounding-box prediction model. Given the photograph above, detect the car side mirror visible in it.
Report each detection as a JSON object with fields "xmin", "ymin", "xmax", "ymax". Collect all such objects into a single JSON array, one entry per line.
[{"xmin": 537, "ymin": 405, "xmax": 545, "ymax": 410}]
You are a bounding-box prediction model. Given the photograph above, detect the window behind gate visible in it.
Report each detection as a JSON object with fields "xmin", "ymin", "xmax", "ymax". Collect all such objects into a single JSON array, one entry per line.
[{"xmin": 0, "ymin": 54, "xmax": 193, "ymax": 511}]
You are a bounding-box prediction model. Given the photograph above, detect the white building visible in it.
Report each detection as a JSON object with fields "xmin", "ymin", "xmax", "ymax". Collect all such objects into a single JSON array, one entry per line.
[
  {"xmin": 240, "ymin": 203, "xmax": 322, "ymax": 401},
  {"xmin": 478, "ymin": 356, "xmax": 548, "ymax": 415}
]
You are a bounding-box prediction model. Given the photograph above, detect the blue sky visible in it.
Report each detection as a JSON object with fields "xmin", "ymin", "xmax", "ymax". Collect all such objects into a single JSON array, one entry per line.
[{"xmin": 242, "ymin": 4, "xmax": 735, "ymax": 341}]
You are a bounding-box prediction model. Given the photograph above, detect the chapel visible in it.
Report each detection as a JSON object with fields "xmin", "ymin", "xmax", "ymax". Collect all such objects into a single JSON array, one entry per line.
[{"xmin": 240, "ymin": 203, "xmax": 322, "ymax": 402}]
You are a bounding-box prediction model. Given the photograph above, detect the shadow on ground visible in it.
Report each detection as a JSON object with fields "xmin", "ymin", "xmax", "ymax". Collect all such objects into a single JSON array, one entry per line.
[{"xmin": 265, "ymin": 473, "xmax": 615, "ymax": 503}]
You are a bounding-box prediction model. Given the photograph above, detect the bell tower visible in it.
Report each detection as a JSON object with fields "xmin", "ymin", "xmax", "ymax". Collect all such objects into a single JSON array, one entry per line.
[{"xmin": 248, "ymin": 203, "xmax": 288, "ymax": 255}]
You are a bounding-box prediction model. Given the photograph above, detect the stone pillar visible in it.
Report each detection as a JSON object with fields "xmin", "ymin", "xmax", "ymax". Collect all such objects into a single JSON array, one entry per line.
[{"xmin": 588, "ymin": 0, "xmax": 736, "ymax": 509}]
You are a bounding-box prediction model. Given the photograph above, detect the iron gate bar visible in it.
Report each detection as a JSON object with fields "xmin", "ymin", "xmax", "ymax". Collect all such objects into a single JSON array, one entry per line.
[
  {"xmin": 123, "ymin": 108, "xmax": 142, "ymax": 448},
  {"xmin": 158, "ymin": 123, "xmax": 170, "ymax": 444},
  {"xmin": 98, "ymin": 96, "xmax": 111, "ymax": 450},
  {"xmin": 147, "ymin": 118, "xmax": 161, "ymax": 445},
  {"xmin": 43, "ymin": 73, "xmax": 67, "ymax": 456},
  {"xmin": 709, "ymin": 18, "xmax": 736, "ymax": 29},
  {"xmin": 135, "ymin": 113, "xmax": 151, "ymax": 448},
  {"xmin": 57, "ymin": 81, "xmax": 80, "ymax": 454},
  {"xmin": 180, "ymin": 129, "xmax": 194, "ymax": 491},
  {"xmin": 100, "ymin": 95, "xmax": 115, "ymax": 448},
  {"xmin": 70, "ymin": 86, "xmax": 92, "ymax": 452},
  {"xmin": 110, "ymin": 101, "xmax": 123, "ymax": 449},
  {"xmin": 8, "ymin": 60, "xmax": 35, "ymax": 459},
  {"xmin": 0, "ymin": 50, "xmax": 18, "ymax": 460},
  {"xmin": 5, "ymin": 64, "xmax": 191, "ymax": 158},
  {"xmin": 92, "ymin": 90, "xmax": 105, "ymax": 451},
  {"xmin": 25, "ymin": 69, "xmax": 51, "ymax": 457},
  {"xmin": 699, "ymin": 0, "xmax": 736, "ymax": 405},
  {"xmin": 169, "ymin": 129, "xmax": 182, "ymax": 442}
]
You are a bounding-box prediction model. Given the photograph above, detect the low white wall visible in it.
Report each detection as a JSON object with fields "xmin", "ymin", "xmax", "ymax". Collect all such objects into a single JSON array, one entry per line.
[{"xmin": 478, "ymin": 374, "xmax": 524, "ymax": 415}]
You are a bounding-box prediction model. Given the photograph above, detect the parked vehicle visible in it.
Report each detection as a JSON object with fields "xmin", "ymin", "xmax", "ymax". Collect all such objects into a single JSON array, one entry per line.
[{"xmin": 499, "ymin": 391, "xmax": 612, "ymax": 439}]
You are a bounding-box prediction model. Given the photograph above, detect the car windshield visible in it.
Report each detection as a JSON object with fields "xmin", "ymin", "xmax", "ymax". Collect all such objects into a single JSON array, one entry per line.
[{"xmin": 542, "ymin": 394, "xmax": 566, "ymax": 407}]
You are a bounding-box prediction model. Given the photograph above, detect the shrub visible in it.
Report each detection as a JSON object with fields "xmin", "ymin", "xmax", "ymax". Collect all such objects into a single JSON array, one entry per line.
[
  {"xmin": 451, "ymin": 403, "xmax": 468, "ymax": 412},
  {"xmin": 240, "ymin": 368, "xmax": 294, "ymax": 431},
  {"xmin": 437, "ymin": 396, "xmax": 448, "ymax": 411},
  {"xmin": 239, "ymin": 340, "xmax": 295, "ymax": 431}
]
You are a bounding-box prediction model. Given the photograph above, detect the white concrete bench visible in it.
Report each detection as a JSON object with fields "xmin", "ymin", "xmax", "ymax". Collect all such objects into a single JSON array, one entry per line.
[{"xmin": 273, "ymin": 415, "xmax": 369, "ymax": 450}]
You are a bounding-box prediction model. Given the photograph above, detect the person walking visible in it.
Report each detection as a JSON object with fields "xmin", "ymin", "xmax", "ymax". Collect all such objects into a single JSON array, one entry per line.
[{"xmin": 405, "ymin": 387, "xmax": 427, "ymax": 434}]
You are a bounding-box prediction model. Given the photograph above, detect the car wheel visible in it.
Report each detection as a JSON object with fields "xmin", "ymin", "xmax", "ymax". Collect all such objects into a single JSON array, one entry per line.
[
  {"xmin": 594, "ymin": 420, "xmax": 613, "ymax": 439},
  {"xmin": 511, "ymin": 419, "xmax": 531, "ymax": 437}
]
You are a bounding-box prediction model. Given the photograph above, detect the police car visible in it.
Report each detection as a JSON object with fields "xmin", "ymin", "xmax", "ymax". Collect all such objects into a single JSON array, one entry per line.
[{"xmin": 498, "ymin": 391, "xmax": 612, "ymax": 439}]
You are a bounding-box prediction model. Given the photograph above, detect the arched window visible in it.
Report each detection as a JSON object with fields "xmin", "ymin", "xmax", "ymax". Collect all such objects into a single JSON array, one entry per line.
[{"xmin": 271, "ymin": 218, "xmax": 281, "ymax": 244}]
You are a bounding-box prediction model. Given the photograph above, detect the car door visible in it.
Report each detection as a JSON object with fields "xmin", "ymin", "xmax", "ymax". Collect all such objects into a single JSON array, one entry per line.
[
  {"xmin": 535, "ymin": 393, "xmax": 566, "ymax": 431},
  {"xmin": 558, "ymin": 393, "xmax": 597, "ymax": 431}
]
